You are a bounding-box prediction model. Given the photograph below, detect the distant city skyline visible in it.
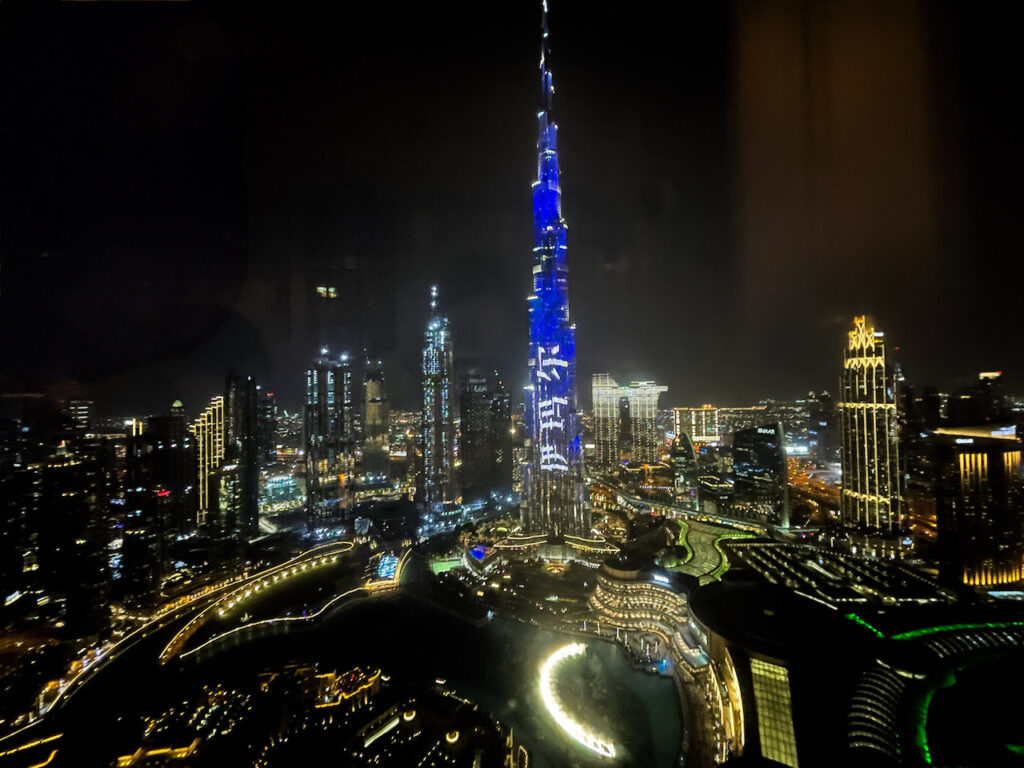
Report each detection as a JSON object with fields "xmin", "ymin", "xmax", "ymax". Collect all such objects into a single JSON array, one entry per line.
[{"xmin": 2, "ymin": 3, "xmax": 1022, "ymax": 415}]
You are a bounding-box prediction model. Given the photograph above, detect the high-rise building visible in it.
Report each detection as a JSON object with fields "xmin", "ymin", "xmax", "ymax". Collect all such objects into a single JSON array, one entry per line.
[
  {"xmin": 305, "ymin": 349, "xmax": 355, "ymax": 523},
  {"xmin": 592, "ymin": 376, "xmax": 668, "ymax": 468},
  {"xmin": 421, "ymin": 286, "xmax": 457, "ymax": 507},
  {"xmin": 623, "ymin": 381, "xmax": 667, "ymax": 464},
  {"xmin": 257, "ymin": 388, "xmax": 279, "ymax": 468},
  {"xmin": 225, "ymin": 374, "xmax": 259, "ymax": 539},
  {"xmin": 362, "ymin": 358, "xmax": 390, "ymax": 480},
  {"xmin": 669, "ymin": 434, "xmax": 699, "ymax": 514},
  {"xmin": 67, "ymin": 399, "xmax": 93, "ymax": 432},
  {"xmin": 932, "ymin": 426, "xmax": 1023, "ymax": 587},
  {"xmin": 35, "ymin": 442, "xmax": 111, "ymax": 638},
  {"xmin": 948, "ymin": 371, "xmax": 1010, "ymax": 426},
  {"xmin": 673, "ymin": 405, "xmax": 720, "ymax": 446},
  {"xmin": 733, "ymin": 423, "xmax": 790, "ymax": 528},
  {"xmin": 121, "ymin": 432, "xmax": 174, "ymax": 606},
  {"xmin": 806, "ymin": 392, "xmax": 838, "ymax": 461},
  {"xmin": 191, "ymin": 396, "xmax": 225, "ymax": 528},
  {"xmin": 592, "ymin": 374, "xmax": 621, "ymax": 470},
  {"xmin": 145, "ymin": 402, "xmax": 194, "ymax": 537},
  {"xmin": 839, "ymin": 316, "xmax": 902, "ymax": 534},
  {"xmin": 521, "ymin": 6, "xmax": 588, "ymax": 538},
  {"xmin": 490, "ymin": 374, "xmax": 514, "ymax": 497},
  {"xmin": 460, "ymin": 373, "xmax": 492, "ymax": 505},
  {"xmin": 459, "ymin": 370, "xmax": 514, "ymax": 505}
]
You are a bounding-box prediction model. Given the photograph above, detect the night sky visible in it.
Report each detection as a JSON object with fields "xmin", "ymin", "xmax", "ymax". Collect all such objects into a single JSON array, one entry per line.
[{"xmin": 1, "ymin": 0, "xmax": 1021, "ymax": 416}]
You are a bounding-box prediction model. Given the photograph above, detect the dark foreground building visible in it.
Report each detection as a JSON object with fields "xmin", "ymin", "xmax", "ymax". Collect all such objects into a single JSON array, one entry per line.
[{"xmin": 689, "ymin": 539, "xmax": 1024, "ymax": 767}]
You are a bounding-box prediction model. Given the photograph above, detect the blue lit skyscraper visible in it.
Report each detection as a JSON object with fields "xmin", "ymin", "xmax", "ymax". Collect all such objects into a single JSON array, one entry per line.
[
  {"xmin": 521, "ymin": 3, "xmax": 588, "ymax": 538},
  {"xmin": 421, "ymin": 286, "xmax": 458, "ymax": 507}
]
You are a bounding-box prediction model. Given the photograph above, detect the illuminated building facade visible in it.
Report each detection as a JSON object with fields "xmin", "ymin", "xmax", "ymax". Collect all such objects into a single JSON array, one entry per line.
[
  {"xmin": 421, "ymin": 286, "xmax": 457, "ymax": 506},
  {"xmin": 933, "ymin": 426, "xmax": 1023, "ymax": 586},
  {"xmin": 592, "ymin": 375, "xmax": 668, "ymax": 469},
  {"xmin": 305, "ymin": 349, "xmax": 355, "ymax": 522},
  {"xmin": 673, "ymin": 405, "xmax": 720, "ymax": 446},
  {"xmin": 588, "ymin": 557, "xmax": 694, "ymax": 666},
  {"xmin": 191, "ymin": 395, "xmax": 224, "ymax": 528},
  {"xmin": 592, "ymin": 374, "xmax": 622, "ymax": 470},
  {"xmin": 67, "ymin": 399, "xmax": 92, "ymax": 432},
  {"xmin": 624, "ymin": 381, "xmax": 667, "ymax": 464},
  {"xmin": 362, "ymin": 359, "xmax": 390, "ymax": 480},
  {"xmin": 839, "ymin": 316, "xmax": 902, "ymax": 533},
  {"xmin": 521, "ymin": 5, "xmax": 587, "ymax": 537}
]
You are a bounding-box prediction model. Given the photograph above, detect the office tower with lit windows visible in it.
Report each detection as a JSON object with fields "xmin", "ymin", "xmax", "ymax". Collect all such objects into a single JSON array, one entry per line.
[
  {"xmin": 592, "ymin": 373, "xmax": 621, "ymax": 469},
  {"xmin": 67, "ymin": 399, "xmax": 93, "ymax": 432},
  {"xmin": 839, "ymin": 316, "xmax": 903, "ymax": 536},
  {"xmin": 257, "ymin": 387, "xmax": 279, "ymax": 468},
  {"xmin": 733, "ymin": 423, "xmax": 790, "ymax": 528},
  {"xmin": 305, "ymin": 349, "xmax": 355, "ymax": 522},
  {"xmin": 225, "ymin": 374, "xmax": 259, "ymax": 539},
  {"xmin": 421, "ymin": 286, "xmax": 457, "ymax": 507},
  {"xmin": 37, "ymin": 443, "xmax": 111, "ymax": 638},
  {"xmin": 669, "ymin": 434, "xmax": 699, "ymax": 513},
  {"xmin": 460, "ymin": 373, "xmax": 493, "ymax": 504},
  {"xmin": 673, "ymin": 405, "xmax": 720, "ymax": 446},
  {"xmin": 624, "ymin": 381, "xmax": 667, "ymax": 464},
  {"xmin": 144, "ymin": 402, "xmax": 194, "ymax": 537},
  {"xmin": 592, "ymin": 375, "xmax": 667, "ymax": 468},
  {"xmin": 521, "ymin": 5, "xmax": 588, "ymax": 538},
  {"xmin": 949, "ymin": 370, "xmax": 1011, "ymax": 426},
  {"xmin": 191, "ymin": 395, "xmax": 225, "ymax": 528},
  {"xmin": 933, "ymin": 426, "xmax": 1023, "ymax": 586},
  {"xmin": 362, "ymin": 358, "xmax": 390, "ymax": 480},
  {"xmin": 459, "ymin": 371, "xmax": 514, "ymax": 505},
  {"xmin": 121, "ymin": 432, "xmax": 172, "ymax": 606},
  {"xmin": 490, "ymin": 375, "xmax": 514, "ymax": 497},
  {"xmin": 807, "ymin": 391, "xmax": 838, "ymax": 461}
]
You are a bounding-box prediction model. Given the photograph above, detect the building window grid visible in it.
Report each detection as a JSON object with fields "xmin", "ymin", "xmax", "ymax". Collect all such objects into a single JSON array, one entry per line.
[{"xmin": 750, "ymin": 658, "xmax": 799, "ymax": 768}]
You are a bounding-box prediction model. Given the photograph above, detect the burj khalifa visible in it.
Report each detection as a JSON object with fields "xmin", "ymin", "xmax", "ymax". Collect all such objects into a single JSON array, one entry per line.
[{"xmin": 520, "ymin": 1, "xmax": 589, "ymax": 539}]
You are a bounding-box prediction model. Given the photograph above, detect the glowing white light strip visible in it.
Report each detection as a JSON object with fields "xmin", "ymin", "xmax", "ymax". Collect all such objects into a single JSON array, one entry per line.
[{"xmin": 539, "ymin": 643, "xmax": 616, "ymax": 759}]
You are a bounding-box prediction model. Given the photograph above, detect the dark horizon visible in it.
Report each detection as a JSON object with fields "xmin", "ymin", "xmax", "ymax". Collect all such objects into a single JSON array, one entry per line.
[{"xmin": 2, "ymin": 0, "xmax": 1022, "ymax": 416}]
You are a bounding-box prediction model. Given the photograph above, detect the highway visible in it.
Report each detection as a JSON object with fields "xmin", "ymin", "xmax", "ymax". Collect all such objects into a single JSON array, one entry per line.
[{"xmin": 0, "ymin": 539, "xmax": 361, "ymax": 754}]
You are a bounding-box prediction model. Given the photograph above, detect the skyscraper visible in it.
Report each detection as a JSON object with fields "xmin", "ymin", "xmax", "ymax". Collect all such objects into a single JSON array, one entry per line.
[
  {"xmin": 362, "ymin": 358, "xmax": 390, "ymax": 480},
  {"xmin": 673, "ymin": 405, "xmax": 721, "ymax": 446},
  {"xmin": 67, "ymin": 399, "xmax": 93, "ymax": 432},
  {"xmin": 669, "ymin": 434, "xmax": 699, "ymax": 514},
  {"xmin": 733, "ymin": 423, "xmax": 790, "ymax": 528},
  {"xmin": 225, "ymin": 374, "xmax": 259, "ymax": 539},
  {"xmin": 623, "ymin": 381, "xmax": 667, "ymax": 464},
  {"xmin": 839, "ymin": 316, "xmax": 903, "ymax": 537},
  {"xmin": 191, "ymin": 395, "xmax": 225, "ymax": 528},
  {"xmin": 459, "ymin": 370, "xmax": 514, "ymax": 505},
  {"xmin": 933, "ymin": 426, "xmax": 1023, "ymax": 586},
  {"xmin": 592, "ymin": 375, "xmax": 668, "ymax": 468},
  {"xmin": 592, "ymin": 374, "xmax": 621, "ymax": 470},
  {"xmin": 421, "ymin": 286, "xmax": 457, "ymax": 507},
  {"xmin": 257, "ymin": 387, "xmax": 279, "ymax": 468},
  {"xmin": 460, "ymin": 373, "xmax": 492, "ymax": 505},
  {"xmin": 522, "ymin": 4, "xmax": 587, "ymax": 538},
  {"xmin": 305, "ymin": 349, "xmax": 355, "ymax": 523}
]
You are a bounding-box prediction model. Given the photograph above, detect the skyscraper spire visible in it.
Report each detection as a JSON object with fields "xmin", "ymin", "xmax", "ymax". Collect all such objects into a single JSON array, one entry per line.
[
  {"xmin": 540, "ymin": 0, "xmax": 553, "ymax": 113},
  {"xmin": 521, "ymin": 1, "xmax": 588, "ymax": 539}
]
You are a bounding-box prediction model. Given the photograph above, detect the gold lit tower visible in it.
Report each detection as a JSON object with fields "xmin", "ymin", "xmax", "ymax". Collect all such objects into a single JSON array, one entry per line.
[{"xmin": 839, "ymin": 316, "xmax": 902, "ymax": 533}]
